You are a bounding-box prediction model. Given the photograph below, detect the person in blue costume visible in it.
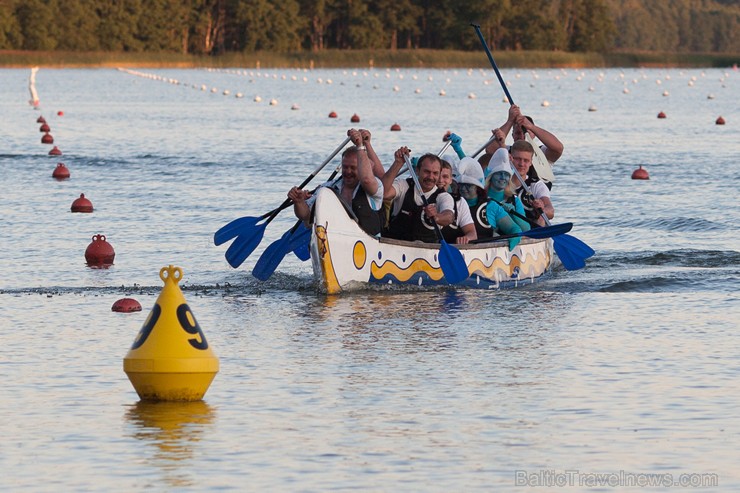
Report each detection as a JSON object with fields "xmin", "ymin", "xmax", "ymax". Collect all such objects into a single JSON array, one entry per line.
[{"xmin": 484, "ymin": 148, "xmax": 530, "ymax": 250}]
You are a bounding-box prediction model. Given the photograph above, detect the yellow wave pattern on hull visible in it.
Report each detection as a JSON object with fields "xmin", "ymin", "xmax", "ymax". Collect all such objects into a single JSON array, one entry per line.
[{"xmin": 370, "ymin": 258, "xmax": 445, "ymax": 282}]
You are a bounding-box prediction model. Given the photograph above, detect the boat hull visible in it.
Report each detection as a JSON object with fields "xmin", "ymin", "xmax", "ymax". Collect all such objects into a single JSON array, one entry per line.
[{"xmin": 310, "ymin": 188, "xmax": 554, "ymax": 294}]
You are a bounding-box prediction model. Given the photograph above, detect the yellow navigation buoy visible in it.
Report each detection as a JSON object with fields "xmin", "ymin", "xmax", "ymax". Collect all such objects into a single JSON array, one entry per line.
[{"xmin": 123, "ymin": 265, "xmax": 219, "ymax": 401}]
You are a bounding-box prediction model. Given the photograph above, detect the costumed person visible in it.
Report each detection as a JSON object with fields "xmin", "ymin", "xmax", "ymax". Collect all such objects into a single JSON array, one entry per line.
[{"xmin": 485, "ymin": 148, "xmax": 530, "ymax": 250}]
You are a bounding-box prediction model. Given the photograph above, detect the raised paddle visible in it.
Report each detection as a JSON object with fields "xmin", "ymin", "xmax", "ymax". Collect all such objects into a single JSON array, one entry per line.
[
  {"xmin": 471, "ymin": 23, "xmax": 554, "ymax": 183},
  {"xmin": 215, "ymin": 136, "xmax": 352, "ymax": 268},
  {"xmin": 403, "ymin": 154, "xmax": 469, "ymax": 284}
]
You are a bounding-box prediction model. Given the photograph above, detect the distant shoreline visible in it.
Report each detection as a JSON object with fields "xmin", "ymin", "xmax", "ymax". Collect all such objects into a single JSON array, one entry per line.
[{"xmin": 2, "ymin": 49, "xmax": 738, "ymax": 69}]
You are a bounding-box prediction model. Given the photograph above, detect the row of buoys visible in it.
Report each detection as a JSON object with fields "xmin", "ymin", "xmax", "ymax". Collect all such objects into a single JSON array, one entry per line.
[{"xmin": 34, "ymin": 76, "xmax": 218, "ymax": 402}]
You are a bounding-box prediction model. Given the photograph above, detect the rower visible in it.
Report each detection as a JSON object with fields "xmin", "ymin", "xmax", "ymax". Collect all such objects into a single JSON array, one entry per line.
[
  {"xmin": 288, "ymin": 129, "xmax": 385, "ymax": 236},
  {"xmin": 381, "ymin": 148, "xmax": 454, "ymax": 243}
]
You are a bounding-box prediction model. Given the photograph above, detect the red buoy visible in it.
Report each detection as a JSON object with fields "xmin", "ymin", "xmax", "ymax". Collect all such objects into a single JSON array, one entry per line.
[
  {"xmin": 41, "ymin": 133, "xmax": 54, "ymax": 144},
  {"xmin": 52, "ymin": 163, "xmax": 70, "ymax": 180},
  {"xmin": 57, "ymin": 110, "xmax": 64, "ymax": 116},
  {"xmin": 71, "ymin": 193, "xmax": 93, "ymax": 213},
  {"xmin": 328, "ymin": 111, "xmax": 337, "ymax": 118},
  {"xmin": 112, "ymin": 298, "xmax": 142, "ymax": 313},
  {"xmin": 350, "ymin": 113, "xmax": 360, "ymax": 123},
  {"xmin": 49, "ymin": 146, "xmax": 62, "ymax": 156},
  {"xmin": 657, "ymin": 111, "xmax": 667, "ymax": 119},
  {"xmin": 631, "ymin": 165, "xmax": 650, "ymax": 180},
  {"xmin": 85, "ymin": 234, "xmax": 115, "ymax": 267},
  {"xmin": 716, "ymin": 116, "xmax": 726, "ymax": 125},
  {"xmin": 36, "ymin": 116, "xmax": 46, "ymax": 124},
  {"xmin": 39, "ymin": 123, "xmax": 50, "ymax": 132},
  {"xmin": 390, "ymin": 123, "xmax": 401, "ymax": 131}
]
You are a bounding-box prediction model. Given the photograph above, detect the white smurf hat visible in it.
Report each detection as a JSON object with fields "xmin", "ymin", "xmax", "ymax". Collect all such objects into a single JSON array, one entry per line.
[
  {"xmin": 454, "ymin": 156, "xmax": 485, "ymax": 189},
  {"xmin": 486, "ymin": 148, "xmax": 512, "ymax": 176}
]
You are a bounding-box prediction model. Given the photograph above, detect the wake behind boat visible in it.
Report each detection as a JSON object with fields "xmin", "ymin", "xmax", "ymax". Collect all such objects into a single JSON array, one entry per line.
[{"xmin": 310, "ymin": 188, "xmax": 555, "ymax": 294}]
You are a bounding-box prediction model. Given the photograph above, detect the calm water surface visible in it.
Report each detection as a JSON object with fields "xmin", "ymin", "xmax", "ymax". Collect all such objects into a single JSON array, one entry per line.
[{"xmin": 1, "ymin": 66, "xmax": 738, "ymax": 492}]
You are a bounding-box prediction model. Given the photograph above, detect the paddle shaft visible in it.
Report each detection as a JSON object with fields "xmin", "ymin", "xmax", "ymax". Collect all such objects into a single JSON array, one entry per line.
[{"xmin": 472, "ymin": 24, "xmax": 515, "ymax": 106}]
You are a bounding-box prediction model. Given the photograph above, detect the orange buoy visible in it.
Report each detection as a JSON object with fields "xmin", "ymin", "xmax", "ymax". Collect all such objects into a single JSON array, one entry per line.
[
  {"xmin": 390, "ymin": 123, "xmax": 401, "ymax": 131},
  {"xmin": 716, "ymin": 116, "xmax": 726, "ymax": 125},
  {"xmin": 328, "ymin": 111, "xmax": 337, "ymax": 118},
  {"xmin": 112, "ymin": 298, "xmax": 142, "ymax": 313},
  {"xmin": 49, "ymin": 146, "xmax": 62, "ymax": 156},
  {"xmin": 52, "ymin": 163, "xmax": 70, "ymax": 180},
  {"xmin": 57, "ymin": 110, "xmax": 64, "ymax": 116},
  {"xmin": 39, "ymin": 123, "xmax": 50, "ymax": 132},
  {"xmin": 85, "ymin": 234, "xmax": 115, "ymax": 267},
  {"xmin": 631, "ymin": 166, "xmax": 650, "ymax": 180},
  {"xmin": 657, "ymin": 111, "xmax": 667, "ymax": 119},
  {"xmin": 71, "ymin": 193, "xmax": 93, "ymax": 213},
  {"xmin": 41, "ymin": 133, "xmax": 54, "ymax": 144},
  {"xmin": 350, "ymin": 113, "xmax": 360, "ymax": 123},
  {"xmin": 36, "ymin": 116, "xmax": 46, "ymax": 124}
]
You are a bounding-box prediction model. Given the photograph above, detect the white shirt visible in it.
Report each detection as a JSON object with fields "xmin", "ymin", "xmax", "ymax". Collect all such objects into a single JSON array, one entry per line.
[
  {"xmin": 455, "ymin": 198, "xmax": 474, "ymax": 227},
  {"xmin": 391, "ymin": 178, "xmax": 454, "ymax": 217}
]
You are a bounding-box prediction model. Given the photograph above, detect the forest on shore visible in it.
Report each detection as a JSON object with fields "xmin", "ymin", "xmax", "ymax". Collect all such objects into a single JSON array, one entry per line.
[{"xmin": 1, "ymin": 0, "xmax": 739, "ymax": 68}]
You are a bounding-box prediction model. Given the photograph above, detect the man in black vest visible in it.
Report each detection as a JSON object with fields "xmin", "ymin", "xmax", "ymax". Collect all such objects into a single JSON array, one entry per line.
[
  {"xmin": 381, "ymin": 148, "xmax": 454, "ymax": 243},
  {"xmin": 288, "ymin": 129, "xmax": 385, "ymax": 236}
]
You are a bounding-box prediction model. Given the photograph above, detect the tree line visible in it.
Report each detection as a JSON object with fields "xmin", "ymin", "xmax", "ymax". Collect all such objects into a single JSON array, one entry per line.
[{"xmin": 1, "ymin": 0, "xmax": 738, "ymax": 54}]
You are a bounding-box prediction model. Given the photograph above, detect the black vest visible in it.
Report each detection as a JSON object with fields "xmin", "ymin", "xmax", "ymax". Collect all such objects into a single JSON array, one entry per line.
[
  {"xmin": 441, "ymin": 196, "xmax": 462, "ymax": 244},
  {"xmin": 515, "ymin": 186, "xmax": 541, "ymax": 223},
  {"xmin": 386, "ymin": 178, "xmax": 442, "ymax": 243},
  {"xmin": 470, "ymin": 199, "xmax": 493, "ymax": 239},
  {"xmin": 332, "ymin": 182, "xmax": 383, "ymax": 236}
]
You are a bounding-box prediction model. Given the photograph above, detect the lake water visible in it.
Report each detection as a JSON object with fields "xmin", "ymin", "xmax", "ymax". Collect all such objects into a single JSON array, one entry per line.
[{"xmin": 1, "ymin": 65, "xmax": 738, "ymax": 492}]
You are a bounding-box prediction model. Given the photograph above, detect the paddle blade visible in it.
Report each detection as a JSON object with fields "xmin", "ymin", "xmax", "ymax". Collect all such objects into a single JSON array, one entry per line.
[
  {"xmin": 224, "ymin": 224, "xmax": 267, "ymax": 268},
  {"xmin": 521, "ymin": 222, "xmax": 573, "ymax": 239},
  {"xmin": 251, "ymin": 230, "xmax": 294, "ymax": 281},
  {"xmin": 553, "ymin": 234, "xmax": 594, "ymax": 271},
  {"xmin": 289, "ymin": 224, "xmax": 312, "ymax": 261},
  {"xmin": 439, "ymin": 240, "xmax": 469, "ymax": 284},
  {"xmin": 293, "ymin": 242, "xmax": 311, "ymax": 261},
  {"xmin": 214, "ymin": 216, "xmax": 260, "ymax": 246}
]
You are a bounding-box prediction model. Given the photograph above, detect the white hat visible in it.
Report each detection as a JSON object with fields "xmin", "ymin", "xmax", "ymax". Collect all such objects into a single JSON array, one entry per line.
[
  {"xmin": 486, "ymin": 148, "xmax": 512, "ymax": 176},
  {"xmin": 441, "ymin": 153, "xmax": 460, "ymax": 169},
  {"xmin": 454, "ymin": 156, "xmax": 485, "ymax": 189}
]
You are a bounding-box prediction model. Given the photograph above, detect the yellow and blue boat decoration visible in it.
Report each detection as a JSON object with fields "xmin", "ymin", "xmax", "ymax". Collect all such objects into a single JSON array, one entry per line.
[{"xmin": 310, "ymin": 188, "xmax": 554, "ymax": 294}]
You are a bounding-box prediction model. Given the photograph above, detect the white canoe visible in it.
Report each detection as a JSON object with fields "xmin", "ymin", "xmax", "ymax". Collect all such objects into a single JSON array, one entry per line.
[{"xmin": 309, "ymin": 188, "xmax": 555, "ymax": 294}]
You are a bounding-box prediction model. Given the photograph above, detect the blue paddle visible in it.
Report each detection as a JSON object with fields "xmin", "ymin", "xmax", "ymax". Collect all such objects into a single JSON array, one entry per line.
[
  {"xmin": 403, "ymin": 155, "xmax": 469, "ymax": 284},
  {"xmin": 472, "ymin": 23, "xmax": 594, "ymax": 271},
  {"xmin": 470, "ymin": 222, "xmax": 573, "ymax": 243},
  {"xmin": 252, "ymin": 220, "xmax": 312, "ymax": 280},
  {"xmin": 215, "ymin": 136, "xmax": 351, "ymax": 268},
  {"xmin": 250, "ymin": 159, "xmax": 345, "ymax": 279}
]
